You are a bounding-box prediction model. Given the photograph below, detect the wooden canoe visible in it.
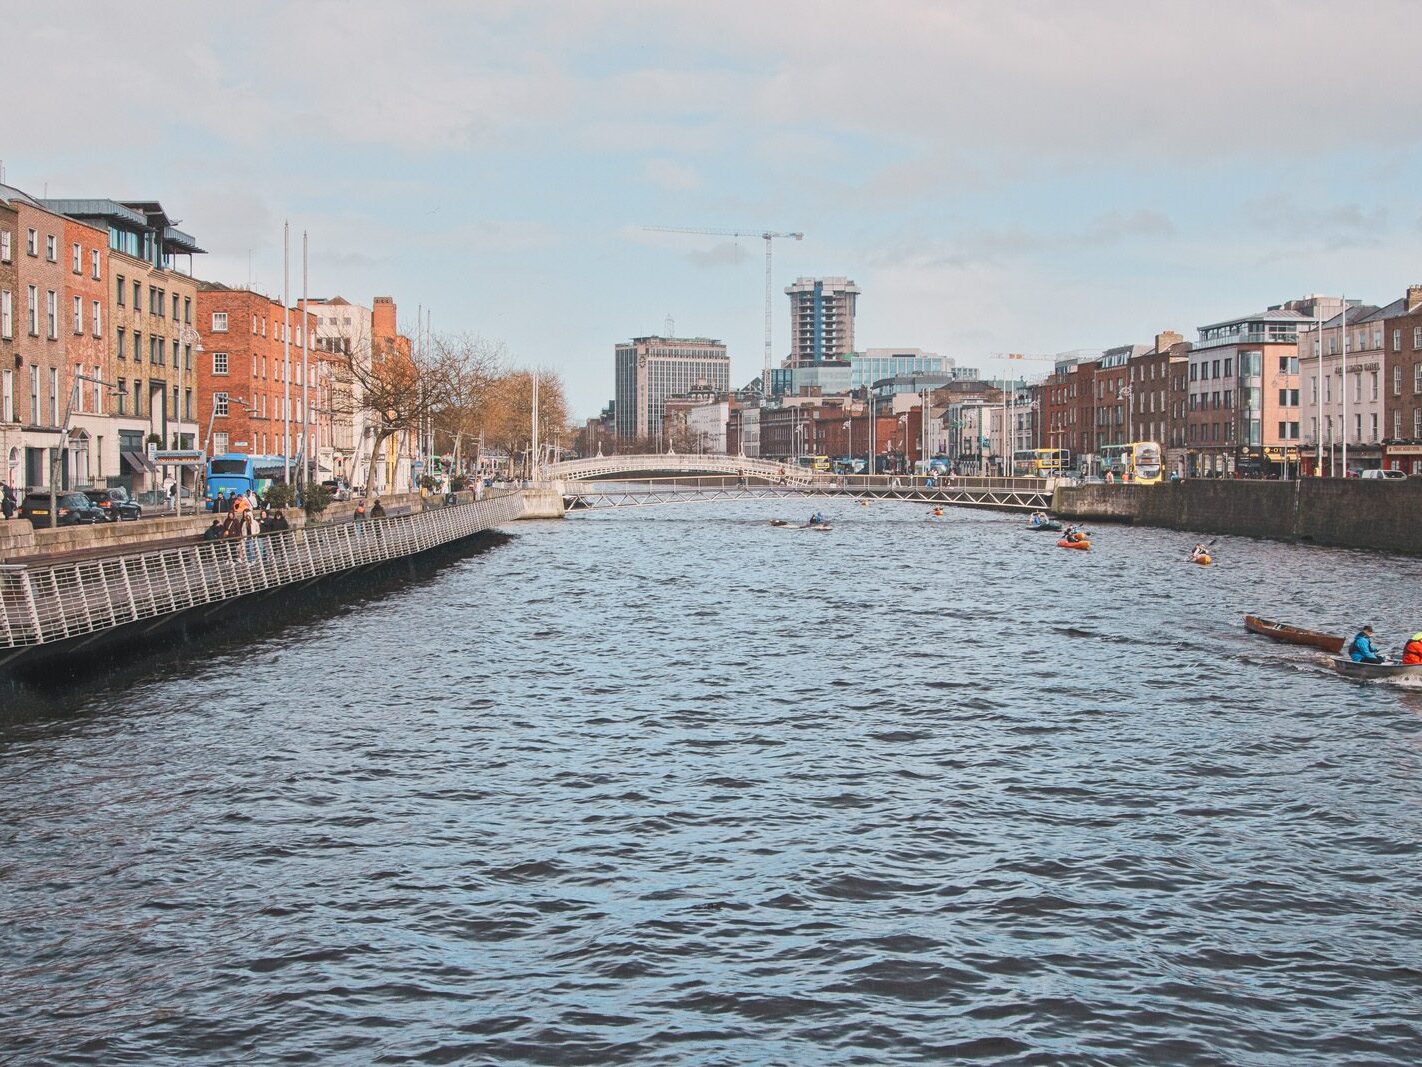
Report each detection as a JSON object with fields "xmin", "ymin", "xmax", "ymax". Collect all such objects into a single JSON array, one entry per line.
[{"xmin": 1243, "ymin": 614, "xmax": 1346, "ymax": 654}]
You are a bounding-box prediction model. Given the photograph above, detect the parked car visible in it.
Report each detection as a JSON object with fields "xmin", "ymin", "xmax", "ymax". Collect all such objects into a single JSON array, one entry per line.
[
  {"xmin": 1360, "ymin": 468, "xmax": 1406, "ymax": 480},
  {"xmin": 320, "ymin": 479, "xmax": 351, "ymax": 501},
  {"xmin": 135, "ymin": 486, "xmax": 195, "ymax": 508},
  {"xmin": 83, "ymin": 487, "xmax": 143, "ymax": 521},
  {"xmin": 18, "ymin": 491, "xmax": 105, "ymax": 528}
]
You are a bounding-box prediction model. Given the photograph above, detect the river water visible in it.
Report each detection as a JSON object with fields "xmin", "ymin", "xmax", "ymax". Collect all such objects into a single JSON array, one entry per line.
[{"xmin": 3, "ymin": 499, "xmax": 1422, "ymax": 1065}]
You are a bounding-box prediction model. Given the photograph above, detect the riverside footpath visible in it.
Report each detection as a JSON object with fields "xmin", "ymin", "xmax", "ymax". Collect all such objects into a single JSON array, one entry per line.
[
  {"xmin": 0, "ymin": 486, "xmax": 565, "ymax": 672},
  {"xmin": 1054, "ymin": 478, "xmax": 1422, "ymax": 555}
]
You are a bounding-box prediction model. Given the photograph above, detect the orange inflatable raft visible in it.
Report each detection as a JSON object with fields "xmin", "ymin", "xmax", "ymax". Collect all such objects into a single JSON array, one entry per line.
[{"xmin": 1057, "ymin": 538, "xmax": 1090, "ymax": 550}]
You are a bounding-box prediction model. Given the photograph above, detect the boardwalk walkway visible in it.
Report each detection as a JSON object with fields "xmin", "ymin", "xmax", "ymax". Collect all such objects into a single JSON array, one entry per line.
[{"xmin": 0, "ymin": 492, "xmax": 526, "ymax": 661}]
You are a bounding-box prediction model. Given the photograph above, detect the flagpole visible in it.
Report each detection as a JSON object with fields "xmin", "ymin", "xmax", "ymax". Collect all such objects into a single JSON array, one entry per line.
[
  {"xmin": 1315, "ymin": 303, "xmax": 1322, "ymax": 475},
  {"xmin": 282, "ymin": 220, "xmax": 291, "ymax": 485},
  {"xmin": 1341, "ymin": 295, "xmax": 1348, "ymax": 478},
  {"xmin": 301, "ymin": 230, "xmax": 310, "ymax": 487}
]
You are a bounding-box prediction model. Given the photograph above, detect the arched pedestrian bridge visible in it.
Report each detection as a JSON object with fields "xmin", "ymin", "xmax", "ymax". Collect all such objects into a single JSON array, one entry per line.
[
  {"xmin": 544, "ymin": 454, "xmax": 1056, "ymax": 512},
  {"xmin": 544, "ymin": 453, "xmax": 816, "ymax": 484}
]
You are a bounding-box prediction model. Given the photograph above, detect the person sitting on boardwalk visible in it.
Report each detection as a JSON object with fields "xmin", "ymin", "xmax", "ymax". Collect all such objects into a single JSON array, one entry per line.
[
  {"xmin": 202, "ymin": 519, "xmax": 223, "ymax": 541},
  {"xmin": 1401, "ymin": 632, "xmax": 1422, "ymax": 665},
  {"xmin": 1348, "ymin": 625, "xmax": 1385, "ymax": 664},
  {"xmin": 370, "ymin": 499, "xmax": 387, "ymax": 519}
]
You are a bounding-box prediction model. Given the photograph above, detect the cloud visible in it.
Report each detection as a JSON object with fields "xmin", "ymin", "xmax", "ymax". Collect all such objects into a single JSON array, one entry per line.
[{"xmin": 642, "ymin": 158, "xmax": 701, "ymax": 191}]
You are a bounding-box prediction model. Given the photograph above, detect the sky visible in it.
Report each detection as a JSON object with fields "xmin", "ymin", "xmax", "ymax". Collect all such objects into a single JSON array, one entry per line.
[{"xmin": 6, "ymin": 0, "xmax": 1422, "ymax": 417}]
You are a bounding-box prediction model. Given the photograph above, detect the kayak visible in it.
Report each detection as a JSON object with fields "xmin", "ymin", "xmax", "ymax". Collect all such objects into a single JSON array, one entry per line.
[
  {"xmin": 1057, "ymin": 538, "xmax": 1090, "ymax": 550},
  {"xmin": 769, "ymin": 519, "xmax": 788, "ymax": 527},
  {"xmin": 1243, "ymin": 614, "xmax": 1346, "ymax": 654},
  {"xmin": 807, "ymin": 523, "xmax": 833, "ymax": 531},
  {"xmin": 1192, "ymin": 554, "xmax": 1212, "ymax": 566},
  {"xmin": 1029, "ymin": 520, "xmax": 1063, "ymax": 532},
  {"xmin": 1329, "ymin": 658, "xmax": 1422, "ymax": 683}
]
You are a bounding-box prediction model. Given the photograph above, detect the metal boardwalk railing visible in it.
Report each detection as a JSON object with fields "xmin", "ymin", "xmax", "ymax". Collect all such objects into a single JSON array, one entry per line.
[{"xmin": 0, "ymin": 493, "xmax": 526, "ymax": 656}]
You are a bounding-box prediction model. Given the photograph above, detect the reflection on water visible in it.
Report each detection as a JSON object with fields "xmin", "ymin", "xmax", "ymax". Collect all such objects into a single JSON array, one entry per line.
[{"xmin": 3, "ymin": 501, "xmax": 1421, "ymax": 1064}]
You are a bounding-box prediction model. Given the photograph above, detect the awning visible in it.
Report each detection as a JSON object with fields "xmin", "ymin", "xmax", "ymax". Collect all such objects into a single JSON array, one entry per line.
[{"xmin": 121, "ymin": 451, "xmax": 158, "ymax": 473}]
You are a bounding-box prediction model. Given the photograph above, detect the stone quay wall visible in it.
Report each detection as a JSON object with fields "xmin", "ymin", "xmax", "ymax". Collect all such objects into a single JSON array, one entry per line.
[{"xmin": 1053, "ymin": 480, "xmax": 1422, "ymax": 555}]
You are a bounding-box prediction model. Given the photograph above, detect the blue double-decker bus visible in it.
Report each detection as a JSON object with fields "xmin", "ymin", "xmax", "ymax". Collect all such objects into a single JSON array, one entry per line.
[{"xmin": 204, "ymin": 453, "xmax": 289, "ymax": 509}]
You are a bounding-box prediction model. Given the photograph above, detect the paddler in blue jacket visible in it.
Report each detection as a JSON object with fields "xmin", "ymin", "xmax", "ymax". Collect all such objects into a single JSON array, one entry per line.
[{"xmin": 1348, "ymin": 625, "xmax": 1386, "ymax": 664}]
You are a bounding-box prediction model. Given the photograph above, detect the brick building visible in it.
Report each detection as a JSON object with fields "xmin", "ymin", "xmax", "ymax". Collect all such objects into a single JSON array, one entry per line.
[
  {"xmin": 62, "ymin": 214, "xmax": 111, "ymax": 485},
  {"xmin": 45, "ymin": 198, "xmax": 205, "ymax": 494},
  {"xmin": 195, "ymin": 282, "xmax": 317, "ymax": 468},
  {"xmin": 0, "ymin": 199, "xmax": 17, "ymax": 488},
  {"xmin": 1, "ymin": 185, "xmax": 72, "ymax": 490},
  {"xmin": 1381, "ymin": 286, "xmax": 1422, "ymax": 474}
]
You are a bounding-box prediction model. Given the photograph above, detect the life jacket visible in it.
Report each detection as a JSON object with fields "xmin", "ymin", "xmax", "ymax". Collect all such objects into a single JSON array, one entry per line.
[{"xmin": 1402, "ymin": 639, "xmax": 1422, "ymax": 665}]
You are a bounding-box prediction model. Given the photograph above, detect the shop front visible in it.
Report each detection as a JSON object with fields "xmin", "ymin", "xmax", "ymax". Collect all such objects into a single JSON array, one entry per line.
[{"xmin": 1382, "ymin": 442, "xmax": 1422, "ymax": 476}]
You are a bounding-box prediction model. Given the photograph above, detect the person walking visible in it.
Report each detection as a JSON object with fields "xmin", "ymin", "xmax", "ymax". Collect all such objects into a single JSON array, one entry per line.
[{"xmin": 1, "ymin": 482, "xmax": 15, "ymax": 520}]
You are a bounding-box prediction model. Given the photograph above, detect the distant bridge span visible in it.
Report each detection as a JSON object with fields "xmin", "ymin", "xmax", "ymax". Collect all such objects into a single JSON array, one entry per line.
[
  {"xmin": 545, "ymin": 457, "xmax": 1057, "ymax": 512},
  {"xmin": 544, "ymin": 453, "xmax": 815, "ymax": 484}
]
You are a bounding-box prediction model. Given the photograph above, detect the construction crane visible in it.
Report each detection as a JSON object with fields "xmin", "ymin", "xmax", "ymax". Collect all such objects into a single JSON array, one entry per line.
[{"xmin": 644, "ymin": 226, "xmax": 804, "ymax": 389}]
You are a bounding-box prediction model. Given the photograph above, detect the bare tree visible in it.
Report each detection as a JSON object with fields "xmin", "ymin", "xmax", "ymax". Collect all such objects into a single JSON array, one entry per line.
[
  {"xmin": 329, "ymin": 329, "xmax": 442, "ymax": 501},
  {"xmin": 428, "ymin": 333, "xmax": 505, "ymax": 474}
]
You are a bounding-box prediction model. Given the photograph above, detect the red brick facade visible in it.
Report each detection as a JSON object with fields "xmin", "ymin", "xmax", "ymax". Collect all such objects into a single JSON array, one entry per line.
[{"xmin": 196, "ymin": 283, "xmax": 316, "ymax": 461}]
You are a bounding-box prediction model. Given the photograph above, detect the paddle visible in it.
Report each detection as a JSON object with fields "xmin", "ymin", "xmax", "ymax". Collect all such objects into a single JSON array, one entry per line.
[{"xmin": 1185, "ymin": 537, "xmax": 1218, "ymax": 562}]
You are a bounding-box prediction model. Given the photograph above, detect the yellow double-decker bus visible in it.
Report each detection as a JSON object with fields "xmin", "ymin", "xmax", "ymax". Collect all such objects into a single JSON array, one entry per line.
[
  {"xmin": 1099, "ymin": 441, "xmax": 1163, "ymax": 484},
  {"xmin": 1012, "ymin": 448, "xmax": 1072, "ymax": 478}
]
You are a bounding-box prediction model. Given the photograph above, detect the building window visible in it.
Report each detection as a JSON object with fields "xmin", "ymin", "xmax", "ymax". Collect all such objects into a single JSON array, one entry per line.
[
  {"xmin": 49, "ymin": 367, "xmax": 58, "ymax": 424},
  {"xmin": 170, "ymin": 293, "xmax": 179, "ymax": 321},
  {"xmin": 72, "ymin": 296, "xmax": 82, "ymax": 334},
  {"xmin": 214, "ymin": 391, "xmax": 229, "ymax": 417},
  {"xmin": 184, "ymin": 388, "xmax": 192, "ymax": 420},
  {"xmin": 29, "ymin": 366, "xmax": 39, "ymax": 423},
  {"xmin": 1371, "ymin": 372, "xmax": 1379, "ymax": 401},
  {"xmin": 92, "ymin": 300, "xmax": 102, "ymax": 337},
  {"xmin": 71, "ymin": 243, "xmax": 81, "ymax": 273},
  {"xmin": 1394, "ymin": 411, "xmax": 1402, "ymax": 439},
  {"xmin": 45, "ymin": 290, "xmax": 57, "ymax": 339},
  {"xmin": 1416, "ymin": 364, "xmax": 1422, "ymax": 394},
  {"xmin": 1416, "ymin": 408, "xmax": 1422, "ymax": 438},
  {"xmin": 184, "ymin": 344, "xmax": 192, "ymax": 370},
  {"xmin": 1394, "ymin": 329, "xmax": 1402, "ymax": 352},
  {"xmin": 149, "ymin": 335, "xmax": 157, "ymax": 364},
  {"xmin": 213, "ymin": 351, "xmax": 229, "ymax": 375},
  {"xmin": 1394, "ymin": 366, "xmax": 1403, "ymax": 396},
  {"xmin": 91, "ymin": 249, "xmax": 101, "ymax": 279},
  {"xmin": 45, "ymin": 234, "xmax": 57, "ymax": 261},
  {"xmin": 117, "ymin": 328, "xmax": 125, "ymax": 360},
  {"xmin": 1414, "ymin": 327, "xmax": 1422, "ymax": 350},
  {"xmin": 26, "ymin": 229, "xmax": 37, "ymax": 256},
  {"xmin": 0, "ymin": 229, "xmax": 10, "ymax": 262},
  {"xmin": 212, "ymin": 311, "xmax": 228, "ymax": 332},
  {"xmin": 26, "ymin": 285, "xmax": 37, "ymax": 335},
  {"xmin": 133, "ymin": 280, "xmax": 140, "ymax": 308},
  {"xmin": 1370, "ymin": 413, "xmax": 1378, "ymax": 442},
  {"xmin": 0, "ymin": 289, "xmax": 10, "ymax": 340},
  {"xmin": 184, "ymin": 297, "xmax": 191, "ymax": 325},
  {"xmin": 116, "ymin": 274, "xmax": 126, "ymax": 306},
  {"xmin": 213, "ymin": 431, "xmax": 228, "ymax": 454}
]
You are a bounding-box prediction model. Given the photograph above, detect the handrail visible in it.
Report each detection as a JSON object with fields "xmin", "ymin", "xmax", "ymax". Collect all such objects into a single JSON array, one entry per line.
[{"xmin": 0, "ymin": 493, "xmax": 527, "ymax": 651}]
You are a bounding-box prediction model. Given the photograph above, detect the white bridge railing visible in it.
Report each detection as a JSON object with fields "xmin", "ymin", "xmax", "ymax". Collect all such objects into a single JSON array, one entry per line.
[
  {"xmin": 544, "ymin": 453, "xmax": 817, "ymax": 484},
  {"xmin": 0, "ymin": 493, "xmax": 526, "ymax": 655}
]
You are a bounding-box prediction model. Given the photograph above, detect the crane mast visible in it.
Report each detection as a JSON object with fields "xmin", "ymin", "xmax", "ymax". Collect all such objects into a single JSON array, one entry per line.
[{"xmin": 644, "ymin": 226, "xmax": 804, "ymax": 391}]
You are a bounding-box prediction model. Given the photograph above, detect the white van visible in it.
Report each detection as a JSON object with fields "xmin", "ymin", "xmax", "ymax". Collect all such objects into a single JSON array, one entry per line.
[{"xmin": 1360, "ymin": 468, "xmax": 1406, "ymax": 480}]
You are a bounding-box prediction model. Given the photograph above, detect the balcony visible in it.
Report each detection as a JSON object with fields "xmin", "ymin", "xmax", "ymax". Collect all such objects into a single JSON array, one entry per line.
[{"xmin": 1194, "ymin": 331, "xmax": 1298, "ymax": 351}]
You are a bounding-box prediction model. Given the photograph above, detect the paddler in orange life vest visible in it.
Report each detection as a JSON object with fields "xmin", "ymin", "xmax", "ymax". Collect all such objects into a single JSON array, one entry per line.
[{"xmin": 1402, "ymin": 632, "xmax": 1422, "ymax": 665}]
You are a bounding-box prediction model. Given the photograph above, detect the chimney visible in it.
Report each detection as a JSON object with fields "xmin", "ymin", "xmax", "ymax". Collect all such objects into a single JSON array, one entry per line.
[
  {"xmin": 1407, "ymin": 285, "xmax": 1422, "ymax": 312},
  {"xmin": 371, "ymin": 295, "xmax": 397, "ymax": 342},
  {"xmin": 1155, "ymin": 330, "xmax": 1183, "ymax": 353}
]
